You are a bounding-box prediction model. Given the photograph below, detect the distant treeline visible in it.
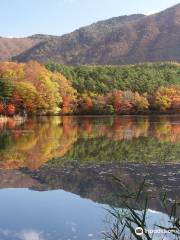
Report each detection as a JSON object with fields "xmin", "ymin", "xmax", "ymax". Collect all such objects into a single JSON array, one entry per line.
[
  {"xmin": 46, "ymin": 62, "xmax": 180, "ymax": 94},
  {"xmin": 0, "ymin": 61, "xmax": 179, "ymax": 116},
  {"xmin": 46, "ymin": 62, "xmax": 180, "ymax": 114}
]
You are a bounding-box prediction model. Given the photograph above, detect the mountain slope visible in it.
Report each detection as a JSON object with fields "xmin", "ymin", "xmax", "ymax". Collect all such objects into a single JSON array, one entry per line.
[
  {"xmin": 0, "ymin": 36, "xmax": 43, "ymax": 61},
  {"xmin": 10, "ymin": 4, "xmax": 180, "ymax": 64}
]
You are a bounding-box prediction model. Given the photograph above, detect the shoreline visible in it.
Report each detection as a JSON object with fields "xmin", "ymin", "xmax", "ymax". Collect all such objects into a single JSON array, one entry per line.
[
  {"xmin": 0, "ymin": 111, "xmax": 180, "ymax": 120},
  {"xmin": 0, "ymin": 115, "xmax": 26, "ymax": 123}
]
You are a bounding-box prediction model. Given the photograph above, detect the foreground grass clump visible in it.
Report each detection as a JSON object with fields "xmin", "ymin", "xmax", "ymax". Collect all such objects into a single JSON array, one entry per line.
[{"xmin": 104, "ymin": 178, "xmax": 180, "ymax": 240}]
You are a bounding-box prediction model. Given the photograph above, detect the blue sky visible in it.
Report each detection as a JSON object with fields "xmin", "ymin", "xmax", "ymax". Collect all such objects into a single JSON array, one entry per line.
[{"xmin": 1, "ymin": 0, "xmax": 179, "ymax": 37}]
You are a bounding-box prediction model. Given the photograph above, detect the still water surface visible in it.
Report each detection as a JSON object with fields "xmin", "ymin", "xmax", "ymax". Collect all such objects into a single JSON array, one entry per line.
[{"xmin": 0, "ymin": 115, "xmax": 180, "ymax": 239}]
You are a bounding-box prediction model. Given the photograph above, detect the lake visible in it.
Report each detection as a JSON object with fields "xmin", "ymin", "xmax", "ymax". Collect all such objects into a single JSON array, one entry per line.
[{"xmin": 0, "ymin": 115, "xmax": 180, "ymax": 240}]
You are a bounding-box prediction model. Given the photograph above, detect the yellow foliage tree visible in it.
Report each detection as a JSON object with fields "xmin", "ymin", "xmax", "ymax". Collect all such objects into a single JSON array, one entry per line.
[{"xmin": 154, "ymin": 87, "xmax": 176, "ymax": 111}]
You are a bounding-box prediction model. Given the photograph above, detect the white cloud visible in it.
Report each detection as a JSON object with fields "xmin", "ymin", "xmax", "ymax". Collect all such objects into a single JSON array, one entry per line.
[
  {"xmin": 4, "ymin": 36, "xmax": 14, "ymax": 38},
  {"xmin": 0, "ymin": 229, "xmax": 44, "ymax": 240},
  {"xmin": 0, "ymin": 229, "xmax": 11, "ymax": 236},
  {"xmin": 17, "ymin": 230, "xmax": 44, "ymax": 240},
  {"xmin": 3, "ymin": 36, "xmax": 23, "ymax": 38},
  {"xmin": 145, "ymin": 10, "xmax": 160, "ymax": 15}
]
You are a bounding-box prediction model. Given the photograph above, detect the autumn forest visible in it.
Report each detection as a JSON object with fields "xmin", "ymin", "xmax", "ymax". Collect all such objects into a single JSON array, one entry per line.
[
  {"xmin": 1, "ymin": 2, "xmax": 180, "ymax": 239},
  {"xmin": 0, "ymin": 61, "xmax": 179, "ymax": 116}
]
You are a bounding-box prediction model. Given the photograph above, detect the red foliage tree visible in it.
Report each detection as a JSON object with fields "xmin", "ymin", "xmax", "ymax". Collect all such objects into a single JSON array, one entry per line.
[
  {"xmin": 7, "ymin": 104, "xmax": 16, "ymax": 116},
  {"xmin": 62, "ymin": 96, "xmax": 72, "ymax": 114},
  {"xmin": 0, "ymin": 103, "xmax": 4, "ymax": 114},
  {"xmin": 84, "ymin": 97, "xmax": 93, "ymax": 111}
]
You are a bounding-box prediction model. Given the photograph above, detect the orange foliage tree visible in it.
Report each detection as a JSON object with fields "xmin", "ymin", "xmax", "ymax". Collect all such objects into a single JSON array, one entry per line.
[
  {"xmin": 0, "ymin": 61, "xmax": 77, "ymax": 115},
  {"xmin": 111, "ymin": 90, "xmax": 123, "ymax": 113}
]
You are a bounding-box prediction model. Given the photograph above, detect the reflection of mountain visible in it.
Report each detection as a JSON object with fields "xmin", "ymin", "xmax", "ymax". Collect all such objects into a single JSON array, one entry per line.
[
  {"xmin": 0, "ymin": 115, "xmax": 180, "ymax": 170},
  {"xmin": 0, "ymin": 163, "xmax": 180, "ymax": 216},
  {"xmin": 0, "ymin": 169, "xmax": 39, "ymax": 188}
]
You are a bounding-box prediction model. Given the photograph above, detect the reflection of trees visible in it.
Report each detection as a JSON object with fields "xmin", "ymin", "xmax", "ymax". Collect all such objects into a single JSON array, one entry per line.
[
  {"xmin": 51, "ymin": 137, "xmax": 180, "ymax": 166},
  {"xmin": 50, "ymin": 116, "xmax": 180, "ymax": 166},
  {"xmin": 154, "ymin": 116, "xmax": 180, "ymax": 142},
  {"xmin": 76, "ymin": 117, "xmax": 150, "ymax": 140},
  {"xmin": 0, "ymin": 117, "xmax": 77, "ymax": 170},
  {"xmin": 110, "ymin": 117, "xmax": 150, "ymax": 140},
  {"xmin": 0, "ymin": 115, "xmax": 180, "ymax": 170}
]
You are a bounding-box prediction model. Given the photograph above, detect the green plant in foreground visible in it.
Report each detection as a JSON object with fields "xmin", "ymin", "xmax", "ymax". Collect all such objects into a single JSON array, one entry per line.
[{"xmin": 104, "ymin": 177, "xmax": 180, "ymax": 240}]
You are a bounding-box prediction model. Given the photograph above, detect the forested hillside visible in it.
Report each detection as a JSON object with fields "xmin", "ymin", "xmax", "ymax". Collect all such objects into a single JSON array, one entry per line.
[
  {"xmin": 13, "ymin": 4, "xmax": 180, "ymax": 65},
  {"xmin": 0, "ymin": 36, "xmax": 42, "ymax": 61}
]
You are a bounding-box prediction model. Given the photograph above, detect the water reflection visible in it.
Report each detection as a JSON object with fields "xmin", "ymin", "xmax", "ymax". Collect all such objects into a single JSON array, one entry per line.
[
  {"xmin": 0, "ymin": 163, "xmax": 180, "ymax": 215},
  {"xmin": 0, "ymin": 117, "xmax": 77, "ymax": 169},
  {"xmin": 0, "ymin": 189, "xmax": 107, "ymax": 240},
  {"xmin": 0, "ymin": 115, "xmax": 179, "ymax": 170},
  {"xmin": 0, "ymin": 115, "xmax": 180, "ymax": 239},
  {"xmin": 0, "ymin": 163, "xmax": 180, "ymax": 239}
]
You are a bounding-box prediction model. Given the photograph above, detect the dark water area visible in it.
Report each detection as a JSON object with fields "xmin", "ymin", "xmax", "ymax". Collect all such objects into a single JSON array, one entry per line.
[{"xmin": 0, "ymin": 115, "xmax": 180, "ymax": 239}]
